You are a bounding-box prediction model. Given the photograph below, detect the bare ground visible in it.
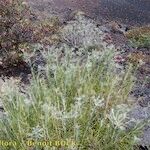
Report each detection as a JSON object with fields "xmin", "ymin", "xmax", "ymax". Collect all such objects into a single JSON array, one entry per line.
[{"xmin": 26, "ymin": 0, "xmax": 150, "ymax": 26}]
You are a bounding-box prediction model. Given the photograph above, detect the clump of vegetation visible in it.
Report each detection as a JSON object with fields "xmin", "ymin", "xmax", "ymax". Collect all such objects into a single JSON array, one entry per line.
[
  {"xmin": 0, "ymin": 0, "xmax": 60, "ymax": 67},
  {"xmin": 0, "ymin": 1, "xmax": 148, "ymax": 149},
  {"xmin": 125, "ymin": 26, "xmax": 150, "ymax": 48},
  {"xmin": 0, "ymin": 46, "xmax": 145, "ymax": 150}
]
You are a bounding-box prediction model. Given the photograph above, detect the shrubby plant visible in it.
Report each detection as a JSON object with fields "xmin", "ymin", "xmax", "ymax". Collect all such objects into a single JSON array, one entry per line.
[
  {"xmin": 125, "ymin": 26, "xmax": 150, "ymax": 48},
  {"xmin": 0, "ymin": 0, "xmax": 59, "ymax": 66},
  {"xmin": 60, "ymin": 12, "xmax": 104, "ymax": 49},
  {"xmin": 130, "ymin": 35, "xmax": 150, "ymax": 48},
  {"xmin": 0, "ymin": 46, "xmax": 145, "ymax": 150}
]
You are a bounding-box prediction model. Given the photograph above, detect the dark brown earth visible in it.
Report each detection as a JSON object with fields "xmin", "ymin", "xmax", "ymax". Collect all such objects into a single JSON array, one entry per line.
[{"xmin": 27, "ymin": 0, "xmax": 150, "ymax": 26}]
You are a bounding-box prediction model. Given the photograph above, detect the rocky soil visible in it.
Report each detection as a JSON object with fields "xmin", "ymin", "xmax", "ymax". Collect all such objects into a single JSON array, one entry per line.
[{"xmin": 26, "ymin": 0, "xmax": 150, "ymax": 26}]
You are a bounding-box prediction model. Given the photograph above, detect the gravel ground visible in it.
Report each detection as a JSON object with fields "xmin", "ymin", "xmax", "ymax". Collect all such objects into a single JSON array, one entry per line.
[{"xmin": 26, "ymin": 0, "xmax": 150, "ymax": 26}]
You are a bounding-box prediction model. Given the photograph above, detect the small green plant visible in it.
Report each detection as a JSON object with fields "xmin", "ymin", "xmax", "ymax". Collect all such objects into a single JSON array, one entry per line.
[
  {"xmin": 0, "ymin": 46, "xmax": 145, "ymax": 150},
  {"xmin": 125, "ymin": 26, "xmax": 150, "ymax": 48},
  {"xmin": 129, "ymin": 35, "xmax": 150, "ymax": 48}
]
